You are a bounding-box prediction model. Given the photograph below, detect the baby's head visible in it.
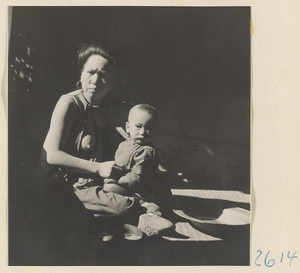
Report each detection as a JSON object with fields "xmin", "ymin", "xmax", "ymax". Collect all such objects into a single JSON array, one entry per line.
[{"xmin": 126, "ymin": 104, "xmax": 158, "ymax": 145}]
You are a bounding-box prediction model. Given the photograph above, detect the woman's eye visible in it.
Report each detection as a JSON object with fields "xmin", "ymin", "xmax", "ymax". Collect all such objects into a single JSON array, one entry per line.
[
  {"xmin": 101, "ymin": 77, "xmax": 109, "ymax": 84},
  {"xmin": 102, "ymin": 75, "xmax": 112, "ymax": 82}
]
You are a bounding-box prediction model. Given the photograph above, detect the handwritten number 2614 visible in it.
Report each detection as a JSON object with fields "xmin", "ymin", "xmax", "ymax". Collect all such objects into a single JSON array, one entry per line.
[{"xmin": 255, "ymin": 250, "xmax": 298, "ymax": 267}]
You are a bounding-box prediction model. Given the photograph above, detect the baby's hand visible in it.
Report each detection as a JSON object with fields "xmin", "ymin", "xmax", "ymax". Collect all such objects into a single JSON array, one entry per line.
[{"xmin": 104, "ymin": 178, "xmax": 117, "ymax": 184}]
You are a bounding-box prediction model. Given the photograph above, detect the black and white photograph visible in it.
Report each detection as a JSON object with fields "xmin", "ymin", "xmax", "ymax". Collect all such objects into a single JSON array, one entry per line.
[{"xmin": 8, "ymin": 6, "xmax": 250, "ymax": 266}]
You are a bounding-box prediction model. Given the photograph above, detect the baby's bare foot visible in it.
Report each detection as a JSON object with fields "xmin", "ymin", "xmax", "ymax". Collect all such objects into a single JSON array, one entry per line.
[{"xmin": 141, "ymin": 202, "xmax": 162, "ymax": 216}]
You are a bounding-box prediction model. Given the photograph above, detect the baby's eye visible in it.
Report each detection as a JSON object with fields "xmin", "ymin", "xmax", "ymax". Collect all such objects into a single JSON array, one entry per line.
[{"xmin": 135, "ymin": 124, "xmax": 142, "ymax": 128}]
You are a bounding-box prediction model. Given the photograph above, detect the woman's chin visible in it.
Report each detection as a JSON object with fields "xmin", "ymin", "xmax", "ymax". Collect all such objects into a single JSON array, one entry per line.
[{"xmin": 90, "ymin": 92, "xmax": 109, "ymax": 105}]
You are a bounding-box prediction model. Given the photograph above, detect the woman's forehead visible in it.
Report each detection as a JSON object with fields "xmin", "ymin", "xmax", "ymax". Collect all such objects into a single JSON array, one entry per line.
[{"xmin": 84, "ymin": 54, "xmax": 111, "ymax": 70}]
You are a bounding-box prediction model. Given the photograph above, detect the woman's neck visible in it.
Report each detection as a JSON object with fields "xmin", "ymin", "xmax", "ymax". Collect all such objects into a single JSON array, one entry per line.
[{"xmin": 82, "ymin": 91, "xmax": 102, "ymax": 106}]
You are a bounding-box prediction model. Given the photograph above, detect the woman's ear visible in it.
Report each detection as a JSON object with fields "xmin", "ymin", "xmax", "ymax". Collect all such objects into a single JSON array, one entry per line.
[{"xmin": 125, "ymin": 122, "xmax": 130, "ymax": 134}]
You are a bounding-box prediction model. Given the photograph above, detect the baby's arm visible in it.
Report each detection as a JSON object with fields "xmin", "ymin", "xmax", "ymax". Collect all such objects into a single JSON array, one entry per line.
[
  {"xmin": 118, "ymin": 147, "xmax": 157, "ymax": 192},
  {"xmin": 118, "ymin": 172, "xmax": 139, "ymax": 185},
  {"xmin": 103, "ymin": 163, "xmax": 129, "ymax": 194}
]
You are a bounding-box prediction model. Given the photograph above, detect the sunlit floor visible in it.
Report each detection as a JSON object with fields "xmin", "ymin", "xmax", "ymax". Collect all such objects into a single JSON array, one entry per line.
[{"xmin": 164, "ymin": 189, "xmax": 250, "ymax": 242}]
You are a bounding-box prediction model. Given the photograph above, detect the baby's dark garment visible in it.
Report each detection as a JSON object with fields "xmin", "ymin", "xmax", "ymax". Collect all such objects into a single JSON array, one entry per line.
[{"xmin": 115, "ymin": 139, "xmax": 160, "ymax": 198}]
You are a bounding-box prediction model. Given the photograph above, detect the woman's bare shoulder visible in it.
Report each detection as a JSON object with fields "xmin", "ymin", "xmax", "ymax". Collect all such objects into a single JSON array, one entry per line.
[
  {"xmin": 59, "ymin": 90, "xmax": 81, "ymax": 104},
  {"xmin": 54, "ymin": 90, "xmax": 80, "ymax": 116}
]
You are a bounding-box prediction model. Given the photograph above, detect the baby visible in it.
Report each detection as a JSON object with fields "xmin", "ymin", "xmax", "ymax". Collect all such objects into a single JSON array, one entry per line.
[{"xmin": 103, "ymin": 104, "xmax": 163, "ymax": 213}]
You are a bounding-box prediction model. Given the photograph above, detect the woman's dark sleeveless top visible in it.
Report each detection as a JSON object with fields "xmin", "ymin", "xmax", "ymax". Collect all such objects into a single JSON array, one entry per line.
[{"xmin": 36, "ymin": 90, "xmax": 113, "ymax": 186}]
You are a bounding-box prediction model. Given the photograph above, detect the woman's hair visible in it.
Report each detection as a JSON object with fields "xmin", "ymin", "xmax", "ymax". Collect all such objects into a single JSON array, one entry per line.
[{"xmin": 77, "ymin": 43, "xmax": 117, "ymax": 72}]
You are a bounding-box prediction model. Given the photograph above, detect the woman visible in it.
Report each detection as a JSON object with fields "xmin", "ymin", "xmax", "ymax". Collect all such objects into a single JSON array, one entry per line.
[{"xmin": 37, "ymin": 44, "xmax": 138, "ymax": 226}]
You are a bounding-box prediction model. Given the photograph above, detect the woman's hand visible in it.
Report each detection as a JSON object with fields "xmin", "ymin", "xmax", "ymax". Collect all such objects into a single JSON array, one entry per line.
[
  {"xmin": 97, "ymin": 161, "xmax": 115, "ymax": 178},
  {"xmin": 96, "ymin": 161, "xmax": 123, "ymax": 178}
]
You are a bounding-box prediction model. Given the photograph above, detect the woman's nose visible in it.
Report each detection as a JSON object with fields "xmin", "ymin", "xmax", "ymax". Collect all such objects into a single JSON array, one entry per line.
[
  {"xmin": 140, "ymin": 127, "xmax": 145, "ymax": 135},
  {"xmin": 91, "ymin": 73, "xmax": 99, "ymax": 84}
]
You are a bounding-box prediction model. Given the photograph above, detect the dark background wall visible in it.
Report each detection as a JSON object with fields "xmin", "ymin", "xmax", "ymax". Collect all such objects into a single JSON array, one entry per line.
[{"xmin": 8, "ymin": 6, "xmax": 250, "ymax": 196}]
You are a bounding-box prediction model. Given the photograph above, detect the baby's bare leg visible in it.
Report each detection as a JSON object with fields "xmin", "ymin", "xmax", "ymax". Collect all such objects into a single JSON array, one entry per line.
[{"xmin": 103, "ymin": 182, "xmax": 130, "ymax": 196}]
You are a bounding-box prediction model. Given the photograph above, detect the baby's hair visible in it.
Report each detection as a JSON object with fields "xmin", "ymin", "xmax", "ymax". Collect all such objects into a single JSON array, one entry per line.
[{"xmin": 129, "ymin": 104, "xmax": 159, "ymax": 124}]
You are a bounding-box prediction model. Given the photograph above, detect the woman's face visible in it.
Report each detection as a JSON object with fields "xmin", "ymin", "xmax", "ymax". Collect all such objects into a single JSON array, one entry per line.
[{"xmin": 80, "ymin": 54, "xmax": 114, "ymax": 105}]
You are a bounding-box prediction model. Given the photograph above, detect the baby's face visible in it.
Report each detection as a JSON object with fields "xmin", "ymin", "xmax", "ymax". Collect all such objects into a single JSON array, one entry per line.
[{"xmin": 126, "ymin": 110, "xmax": 156, "ymax": 145}]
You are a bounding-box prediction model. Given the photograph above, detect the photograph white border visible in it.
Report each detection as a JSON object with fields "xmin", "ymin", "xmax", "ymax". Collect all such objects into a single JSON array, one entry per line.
[{"xmin": 1, "ymin": 0, "xmax": 300, "ymax": 272}]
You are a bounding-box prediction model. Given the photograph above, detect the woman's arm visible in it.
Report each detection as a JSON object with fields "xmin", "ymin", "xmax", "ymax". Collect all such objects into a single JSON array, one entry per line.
[{"xmin": 43, "ymin": 95, "xmax": 113, "ymax": 177}]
